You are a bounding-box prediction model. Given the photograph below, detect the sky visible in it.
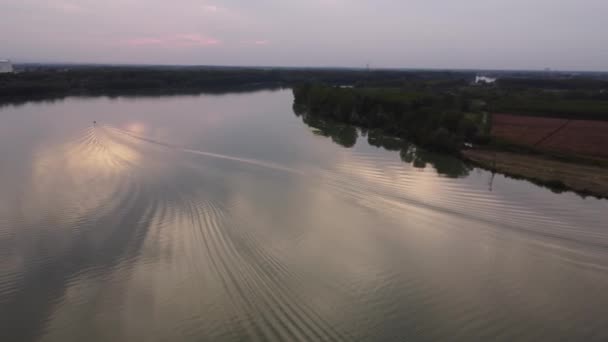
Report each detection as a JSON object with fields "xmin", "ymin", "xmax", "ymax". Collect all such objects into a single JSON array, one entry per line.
[{"xmin": 1, "ymin": 0, "xmax": 608, "ymax": 70}]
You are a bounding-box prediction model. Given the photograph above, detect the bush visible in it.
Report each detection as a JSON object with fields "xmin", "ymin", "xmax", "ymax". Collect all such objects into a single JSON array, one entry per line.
[{"xmin": 429, "ymin": 128, "xmax": 460, "ymax": 153}]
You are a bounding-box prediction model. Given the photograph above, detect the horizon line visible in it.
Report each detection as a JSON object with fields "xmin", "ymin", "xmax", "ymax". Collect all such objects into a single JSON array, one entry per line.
[{"xmin": 10, "ymin": 60, "xmax": 608, "ymax": 74}]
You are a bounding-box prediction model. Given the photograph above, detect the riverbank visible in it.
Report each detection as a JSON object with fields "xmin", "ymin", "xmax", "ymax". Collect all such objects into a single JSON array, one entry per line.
[
  {"xmin": 462, "ymin": 149, "xmax": 608, "ymax": 198},
  {"xmin": 291, "ymin": 84, "xmax": 608, "ymax": 198}
]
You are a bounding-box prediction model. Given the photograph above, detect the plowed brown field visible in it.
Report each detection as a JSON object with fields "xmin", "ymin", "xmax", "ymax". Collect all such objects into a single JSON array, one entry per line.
[{"xmin": 492, "ymin": 113, "xmax": 608, "ymax": 158}]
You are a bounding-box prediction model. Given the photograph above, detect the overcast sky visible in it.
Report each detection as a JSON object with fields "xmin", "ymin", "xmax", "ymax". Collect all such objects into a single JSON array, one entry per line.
[{"xmin": 2, "ymin": 0, "xmax": 607, "ymax": 70}]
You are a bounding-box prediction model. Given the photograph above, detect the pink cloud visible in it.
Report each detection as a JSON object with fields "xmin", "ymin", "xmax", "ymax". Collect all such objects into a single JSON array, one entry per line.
[
  {"xmin": 202, "ymin": 5, "xmax": 226, "ymax": 13},
  {"xmin": 125, "ymin": 34, "xmax": 220, "ymax": 48},
  {"xmin": 238, "ymin": 40, "xmax": 271, "ymax": 46},
  {"xmin": 48, "ymin": 1, "xmax": 88, "ymax": 13},
  {"xmin": 127, "ymin": 38, "xmax": 164, "ymax": 46}
]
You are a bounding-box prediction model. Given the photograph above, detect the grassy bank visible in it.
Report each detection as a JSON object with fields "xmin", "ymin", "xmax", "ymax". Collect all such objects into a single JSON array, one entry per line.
[{"xmin": 462, "ymin": 149, "xmax": 608, "ymax": 199}]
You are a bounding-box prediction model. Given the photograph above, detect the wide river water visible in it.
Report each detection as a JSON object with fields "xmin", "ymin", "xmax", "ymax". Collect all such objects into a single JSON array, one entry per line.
[{"xmin": 1, "ymin": 89, "xmax": 607, "ymax": 341}]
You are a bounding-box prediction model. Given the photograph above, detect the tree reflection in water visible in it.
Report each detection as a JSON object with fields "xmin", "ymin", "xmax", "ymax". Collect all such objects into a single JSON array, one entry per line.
[
  {"xmin": 294, "ymin": 106, "xmax": 358, "ymax": 148},
  {"xmin": 295, "ymin": 106, "xmax": 471, "ymax": 178}
]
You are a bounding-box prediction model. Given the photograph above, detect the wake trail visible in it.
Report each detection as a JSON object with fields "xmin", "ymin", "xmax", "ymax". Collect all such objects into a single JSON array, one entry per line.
[
  {"xmin": 103, "ymin": 125, "xmax": 592, "ymax": 248},
  {"xmin": 103, "ymin": 125, "xmax": 304, "ymax": 175}
]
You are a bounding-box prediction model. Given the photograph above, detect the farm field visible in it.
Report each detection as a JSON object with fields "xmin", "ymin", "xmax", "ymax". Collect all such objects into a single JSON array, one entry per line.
[{"xmin": 492, "ymin": 113, "xmax": 608, "ymax": 159}]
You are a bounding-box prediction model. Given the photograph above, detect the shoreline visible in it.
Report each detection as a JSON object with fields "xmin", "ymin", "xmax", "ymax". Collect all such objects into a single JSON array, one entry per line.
[{"xmin": 462, "ymin": 149, "xmax": 608, "ymax": 199}]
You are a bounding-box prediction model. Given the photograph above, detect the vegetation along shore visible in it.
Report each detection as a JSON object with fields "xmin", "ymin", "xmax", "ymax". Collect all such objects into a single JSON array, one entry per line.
[{"xmin": 292, "ymin": 76, "xmax": 608, "ymax": 198}]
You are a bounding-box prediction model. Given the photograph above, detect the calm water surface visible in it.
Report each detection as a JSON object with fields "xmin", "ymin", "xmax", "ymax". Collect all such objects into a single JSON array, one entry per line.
[{"xmin": 1, "ymin": 90, "xmax": 607, "ymax": 341}]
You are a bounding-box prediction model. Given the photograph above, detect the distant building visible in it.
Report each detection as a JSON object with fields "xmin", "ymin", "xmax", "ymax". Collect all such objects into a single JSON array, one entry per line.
[
  {"xmin": 474, "ymin": 75, "xmax": 496, "ymax": 84},
  {"xmin": 0, "ymin": 60, "xmax": 14, "ymax": 73}
]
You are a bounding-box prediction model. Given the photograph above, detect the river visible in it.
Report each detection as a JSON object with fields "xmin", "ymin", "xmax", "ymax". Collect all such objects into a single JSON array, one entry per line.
[{"xmin": 1, "ymin": 89, "xmax": 607, "ymax": 341}]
